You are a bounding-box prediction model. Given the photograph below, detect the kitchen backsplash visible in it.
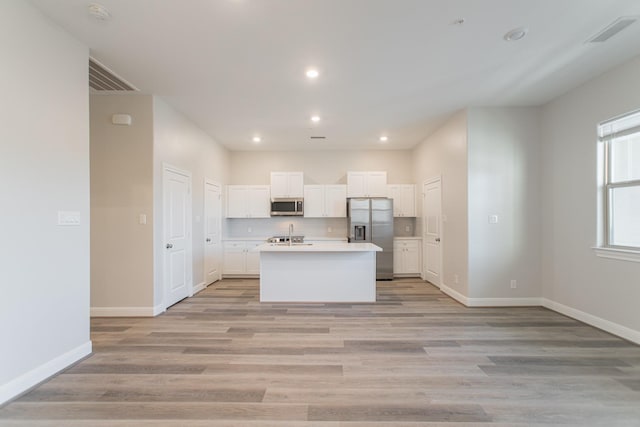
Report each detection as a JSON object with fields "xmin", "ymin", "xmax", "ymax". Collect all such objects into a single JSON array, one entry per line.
[{"xmin": 223, "ymin": 217, "xmax": 416, "ymax": 239}]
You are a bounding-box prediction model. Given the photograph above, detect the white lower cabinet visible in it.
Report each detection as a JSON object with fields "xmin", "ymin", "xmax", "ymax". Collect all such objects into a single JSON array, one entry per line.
[
  {"xmin": 223, "ymin": 240, "xmax": 263, "ymax": 276},
  {"xmin": 393, "ymin": 238, "xmax": 422, "ymax": 276}
]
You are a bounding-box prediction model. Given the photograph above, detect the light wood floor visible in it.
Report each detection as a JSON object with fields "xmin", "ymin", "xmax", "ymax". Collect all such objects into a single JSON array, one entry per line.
[{"xmin": 1, "ymin": 278, "xmax": 639, "ymax": 426}]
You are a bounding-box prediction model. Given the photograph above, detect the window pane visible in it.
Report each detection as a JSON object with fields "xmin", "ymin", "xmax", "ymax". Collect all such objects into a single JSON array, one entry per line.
[
  {"xmin": 611, "ymin": 133, "xmax": 640, "ymax": 182},
  {"xmin": 609, "ymin": 186, "xmax": 640, "ymax": 248}
]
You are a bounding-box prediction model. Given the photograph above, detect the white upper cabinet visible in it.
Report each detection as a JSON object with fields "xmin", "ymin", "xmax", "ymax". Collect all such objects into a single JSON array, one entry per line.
[
  {"xmin": 270, "ymin": 172, "xmax": 303, "ymax": 199},
  {"xmin": 388, "ymin": 184, "xmax": 416, "ymax": 217},
  {"xmin": 226, "ymin": 185, "xmax": 270, "ymax": 218},
  {"xmin": 304, "ymin": 185, "xmax": 347, "ymax": 218},
  {"xmin": 347, "ymin": 171, "xmax": 388, "ymax": 197}
]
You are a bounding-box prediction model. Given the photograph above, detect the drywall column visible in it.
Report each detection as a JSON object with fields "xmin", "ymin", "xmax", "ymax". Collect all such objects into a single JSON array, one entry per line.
[{"xmin": 0, "ymin": 0, "xmax": 91, "ymax": 404}]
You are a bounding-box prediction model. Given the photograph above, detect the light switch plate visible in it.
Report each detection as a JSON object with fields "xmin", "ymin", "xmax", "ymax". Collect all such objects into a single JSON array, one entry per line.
[
  {"xmin": 58, "ymin": 211, "xmax": 80, "ymax": 226},
  {"xmin": 488, "ymin": 214, "xmax": 499, "ymax": 224}
]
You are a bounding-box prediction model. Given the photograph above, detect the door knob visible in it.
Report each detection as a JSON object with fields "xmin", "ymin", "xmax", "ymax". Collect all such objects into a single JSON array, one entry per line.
[
  {"xmin": 435, "ymin": 238, "xmax": 440, "ymax": 242},
  {"xmin": 166, "ymin": 243, "xmax": 173, "ymax": 249},
  {"xmin": 206, "ymin": 238, "xmax": 211, "ymax": 242}
]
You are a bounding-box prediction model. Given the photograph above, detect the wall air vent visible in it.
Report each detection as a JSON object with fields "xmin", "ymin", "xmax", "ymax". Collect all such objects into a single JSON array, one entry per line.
[
  {"xmin": 587, "ymin": 17, "xmax": 637, "ymax": 43},
  {"xmin": 89, "ymin": 58, "xmax": 138, "ymax": 91}
]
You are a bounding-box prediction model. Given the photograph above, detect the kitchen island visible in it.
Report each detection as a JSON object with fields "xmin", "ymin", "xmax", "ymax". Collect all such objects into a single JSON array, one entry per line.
[{"xmin": 253, "ymin": 242, "xmax": 382, "ymax": 302}]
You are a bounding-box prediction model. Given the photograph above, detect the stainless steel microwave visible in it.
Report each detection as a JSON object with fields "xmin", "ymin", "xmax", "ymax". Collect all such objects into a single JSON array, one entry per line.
[{"xmin": 270, "ymin": 198, "xmax": 304, "ymax": 216}]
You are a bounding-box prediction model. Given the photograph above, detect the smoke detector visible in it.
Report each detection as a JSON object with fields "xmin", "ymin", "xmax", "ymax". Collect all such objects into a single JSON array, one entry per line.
[{"xmin": 88, "ymin": 3, "xmax": 111, "ymax": 21}]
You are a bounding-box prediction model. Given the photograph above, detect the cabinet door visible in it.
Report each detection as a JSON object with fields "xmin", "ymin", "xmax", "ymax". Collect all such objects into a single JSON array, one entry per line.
[
  {"xmin": 347, "ymin": 172, "xmax": 366, "ymax": 197},
  {"xmin": 387, "ymin": 185, "xmax": 402, "ymax": 217},
  {"xmin": 400, "ymin": 185, "xmax": 416, "ymax": 217},
  {"xmin": 245, "ymin": 241, "xmax": 262, "ymax": 274},
  {"xmin": 270, "ymin": 172, "xmax": 289, "ymax": 198},
  {"xmin": 303, "ymin": 185, "xmax": 324, "ymax": 218},
  {"xmin": 287, "ymin": 172, "xmax": 304, "ymax": 198},
  {"xmin": 226, "ymin": 186, "xmax": 248, "ymax": 218},
  {"xmin": 366, "ymin": 172, "xmax": 388, "ymax": 197},
  {"xmin": 223, "ymin": 242, "xmax": 246, "ymax": 274},
  {"xmin": 247, "ymin": 186, "xmax": 271, "ymax": 218},
  {"xmin": 403, "ymin": 241, "xmax": 422, "ymax": 274},
  {"xmin": 324, "ymin": 185, "xmax": 347, "ymax": 217},
  {"xmin": 393, "ymin": 242, "xmax": 403, "ymax": 273}
]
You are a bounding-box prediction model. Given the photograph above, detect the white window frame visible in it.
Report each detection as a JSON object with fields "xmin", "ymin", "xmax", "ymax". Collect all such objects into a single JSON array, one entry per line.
[{"xmin": 594, "ymin": 109, "xmax": 640, "ymax": 263}]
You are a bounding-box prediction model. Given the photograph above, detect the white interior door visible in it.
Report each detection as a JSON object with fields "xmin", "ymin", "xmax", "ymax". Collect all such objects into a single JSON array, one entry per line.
[
  {"xmin": 163, "ymin": 165, "xmax": 192, "ymax": 308},
  {"xmin": 423, "ymin": 177, "xmax": 442, "ymax": 287},
  {"xmin": 204, "ymin": 179, "xmax": 222, "ymax": 286}
]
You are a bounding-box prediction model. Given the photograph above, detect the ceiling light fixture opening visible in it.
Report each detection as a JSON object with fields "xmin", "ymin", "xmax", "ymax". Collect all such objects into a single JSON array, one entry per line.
[
  {"xmin": 88, "ymin": 3, "xmax": 111, "ymax": 21},
  {"xmin": 504, "ymin": 27, "xmax": 528, "ymax": 42},
  {"xmin": 311, "ymin": 115, "xmax": 321, "ymax": 123},
  {"xmin": 252, "ymin": 136, "xmax": 261, "ymax": 143},
  {"xmin": 451, "ymin": 18, "xmax": 465, "ymax": 26},
  {"xmin": 379, "ymin": 136, "xmax": 389, "ymax": 142},
  {"xmin": 306, "ymin": 68, "xmax": 319, "ymax": 79}
]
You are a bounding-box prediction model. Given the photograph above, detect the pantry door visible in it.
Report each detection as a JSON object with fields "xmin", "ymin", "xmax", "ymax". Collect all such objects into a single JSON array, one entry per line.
[
  {"xmin": 422, "ymin": 177, "xmax": 442, "ymax": 287},
  {"xmin": 204, "ymin": 179, "xmax": 222, "ymax": 285}
]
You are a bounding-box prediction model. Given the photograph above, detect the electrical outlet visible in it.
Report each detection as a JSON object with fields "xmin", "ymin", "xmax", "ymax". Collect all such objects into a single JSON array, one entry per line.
[
  {"xmin": 328, "ymin": 227, "xmax": 332, "ymax": 233},
  {"xmin": 454, "ymin": 274, "xmax": 459, "ymax": 284},
  {"xmin": 405, "ymin": 225, "xmax": 410, "ymax": 232},
  {"xmin": 489, "ymin": 215, "xmax": 499, "ymax": 224},
  {"xmin": 139, "ymin": 214, "xmax": 147, "ymax": 225},
  {"xmin": 510, "ymin": 279, "xmax": 517, "ymax": 289},
  {"xmin": 247, "ymin": 227, "xmax": 252, "ymax": 233}
]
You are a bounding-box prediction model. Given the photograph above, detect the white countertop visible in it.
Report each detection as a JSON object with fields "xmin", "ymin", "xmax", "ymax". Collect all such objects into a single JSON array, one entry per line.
[{"xmin": 254, "ymin": 242, "xmax": 382, "ymax": 252}]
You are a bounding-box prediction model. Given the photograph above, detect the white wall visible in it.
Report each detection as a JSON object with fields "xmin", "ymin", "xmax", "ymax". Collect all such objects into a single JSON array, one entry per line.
[
  {"xmin": 229, "ymin": 150, "xmax": 414, "ymax": 185},
  {"xmin": 541, "ymin": 56, "xmax": 640, "ymax": 342},
  {"xmin": 0, "ymin": 1, "xmax": 91, "ymax": 404},
  {"xmin": 90, "ymin": 95, "xmax": 154, "ymax": 314},
  {"xmin": 412, "ymin": 111, "xmax": 469, "ymax": 296},
  {"xmin": 153, "ymin": 97, "xmax": 230, "ymax": 306},
  {"xmin": 467, "ymin": 107, "xmax": 541, "ymax": 301}
]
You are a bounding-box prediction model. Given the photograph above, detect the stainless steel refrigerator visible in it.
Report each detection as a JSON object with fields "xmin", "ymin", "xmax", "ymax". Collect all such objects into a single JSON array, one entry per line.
[{"xmin": 347, "ymin": 198, "xmax": 394, "ymax": 280}]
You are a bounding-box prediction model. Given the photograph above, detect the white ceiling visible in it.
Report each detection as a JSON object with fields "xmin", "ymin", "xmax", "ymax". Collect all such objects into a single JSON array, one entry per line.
[{"xmin": 31, "ymin": 0, "xmax": 640, "ymax": 151}]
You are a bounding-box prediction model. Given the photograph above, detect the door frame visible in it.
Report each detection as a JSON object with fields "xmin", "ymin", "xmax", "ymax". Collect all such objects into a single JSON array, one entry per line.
[
  {"xmin": 162, "ymin": 163, "xmax": 193, "ymax": 310},
  {"xmin": 421, "ymin": 175, "xmax": 443, "ymax": 288},
  {"xmin": 203, "ymin": 178, "xmax": 222, "ymax": 286}
]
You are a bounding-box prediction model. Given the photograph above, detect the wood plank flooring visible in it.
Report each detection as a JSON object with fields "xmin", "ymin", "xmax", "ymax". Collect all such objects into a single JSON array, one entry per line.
[{"xmin": 1, "ymin": 278, "xmax": 640, "ymax": 426}]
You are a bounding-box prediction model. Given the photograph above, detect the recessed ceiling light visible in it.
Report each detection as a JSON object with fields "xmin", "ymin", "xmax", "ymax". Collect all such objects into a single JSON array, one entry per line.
[
  {"xmin": 379, "ymin": 136, "xmax": 389, "ymax": 142},
  {"xmin": 88, "ymin": 3, "xmax": 111, "ymax": 21},
  {"xmin": 451, "ymin": 18, "xmax": 465, "ymax": 26},
  {"xmin": 504, "ymin": 27, "xmax": 528, "ymax": 42},
  {"xmin": 306, "ymin": 68, "xmax": 319, "ymax": 79},
  {"xmin": 311, "ymin": 115, "xmax": 321, "ymax": 123},
  {"xmin": 252, "ymin": 136, "xmax": 261, "ymax": 143}
]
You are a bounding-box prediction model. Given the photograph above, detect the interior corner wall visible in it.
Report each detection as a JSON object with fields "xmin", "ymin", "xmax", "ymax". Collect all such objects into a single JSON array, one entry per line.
[
  {"xmin": 467, "ymin": 107, "xmax": 542, "ymax": 301},
  {"xmin": 152, "ymin": 97, "xmax": 230, "ymax": 308},
  {"xmin": 412, "ymin": 110, "xmax": 469, "ymax": 297},
  {"xmin": 90, "ymin": 94, "xmax": 155, "ymax": 315},
  {"xmin": 540, "ymin": 55, "xmax": 640, "ymax": 342},
  {"xmin": 0, "ymin": 0, "xmax": 91, "ymax": 404}
]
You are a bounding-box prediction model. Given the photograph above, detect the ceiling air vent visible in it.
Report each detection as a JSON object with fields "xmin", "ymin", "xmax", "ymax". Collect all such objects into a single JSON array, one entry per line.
[
  {"xmin": 309, "ymin": 136, "xmax": 326, "ymax": 140},
  {"xmin": 89, "ymin": 58, "xmax": 138, "ymax": 91},
  {"xmin": 587, "ymin": 17, "xmax": 637, "ymax": 43}
]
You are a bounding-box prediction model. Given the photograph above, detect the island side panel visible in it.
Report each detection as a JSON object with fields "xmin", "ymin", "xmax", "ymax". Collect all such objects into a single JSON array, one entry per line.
[{"xmin": 259, "ymin": 251, "xmax": 376, "ymax": 302}]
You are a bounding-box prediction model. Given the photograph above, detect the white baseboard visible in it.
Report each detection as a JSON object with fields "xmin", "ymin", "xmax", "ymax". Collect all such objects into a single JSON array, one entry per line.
[
  {"xmin": 440, "ymin": 284, "xmax": 469, "ymax": 305},
  {"xmin": 0, "ymin": 341, "xmax": 92, "ymax": 406},
  {"xmin": 91, "ymin": 306, "xmax": 160, "ymax": 317},
  {"xmin": 467, "ymin": 297, "xmax": 543, "ymax": 307},
  {"xmin": 192, "ymin": 281, "xmax": 207, "ymax": 294},
  {"xmin": 542, "ymin": 298, "xmax": 640, "ymax": 345}
]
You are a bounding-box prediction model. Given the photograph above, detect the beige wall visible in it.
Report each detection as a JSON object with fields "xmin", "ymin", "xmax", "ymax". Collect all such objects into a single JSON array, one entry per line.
[
  {"xmin": 467, "ymin": 107, "xmax": 541, "ymax": 300},
  {"xmin": 541, "ymin": 55, "xmax": 640, "ymax": 341},
  {"xmin": 0, "ymin": 0, "xmax": 90, "ymax": 403},
  {"xmin": 153, "ymin": 97, "xmax": 230, "ymax": 306},
  {"xmin": 412, "ymin": 111, "xmax": 469, "ymax": 296},
  {"xmin": 229, "ymin": 150, "xmax": 414, "ymax": 185},
  {"xmin": 90, "ymin": 94, "xmax": 155, "ymax": 312}
]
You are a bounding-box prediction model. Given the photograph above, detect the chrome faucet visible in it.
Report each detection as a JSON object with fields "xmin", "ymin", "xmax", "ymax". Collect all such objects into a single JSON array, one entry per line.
[{"xmin": 288, "ymin": 223, "xmax": 294, "ymax": 246}]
